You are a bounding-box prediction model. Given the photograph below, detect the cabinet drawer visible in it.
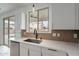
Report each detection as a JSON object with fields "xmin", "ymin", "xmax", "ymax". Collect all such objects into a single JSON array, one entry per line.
[
  {"xmin": 42, "ymin": 47, "xmax": 68, "ymax": 56},
  {"xmin": 20, "ymin": 43, "xmax": 29, "ymax": 48}
]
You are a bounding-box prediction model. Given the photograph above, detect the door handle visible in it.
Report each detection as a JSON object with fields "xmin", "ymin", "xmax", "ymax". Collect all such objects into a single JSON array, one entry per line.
[{"xmin": 48, "ymin": 48, "xmax": 57, "ymax": 51}]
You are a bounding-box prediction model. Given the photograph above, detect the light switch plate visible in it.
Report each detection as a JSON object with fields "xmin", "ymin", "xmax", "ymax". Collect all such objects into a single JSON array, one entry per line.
[
  {"xmin": 73, "ymin": 34, "xmax": 77, "ymax": 39},
  {"xmin": 52, "ymin": 33, "xmax": 56, "ymax": 37}
]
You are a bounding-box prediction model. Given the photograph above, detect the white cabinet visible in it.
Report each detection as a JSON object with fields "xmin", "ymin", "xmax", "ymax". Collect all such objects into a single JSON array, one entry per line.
[
  {"xmin": 20, "ymin": 43, "xmax": 41, "ymax": 56},
  {"xmin": 28, "ymin": 44, "xmax": 41, "ymax": 56},
  {"xmin": 20, "ymin": 43, "xmax": 68, "ymax": 56},
  {"xmin": 52, "ymin": 3, "xmax": 76, "ymax": 29},
  {"xmin": 20, "ymin": 43, "xmax": 28, "ymax": 56},
  {"xmin": 42, "ymin": 47, "xmax": 68, "ymax": 56},
  {"xmin": 75, "ymin": 4, "xmax": 79, "ymax": 29},
  {"xmin": 29, "ymin": 50, "xmax": 41, "ymax": 56},
  {"xmin": 10, "ymin": 41, "xmax": 20, "ymax": 56},
  {"xmin": 20, "ymin": 46, "xmax": 28, "ymax": 56},
  {"xmin": 20, "ymin": 43, "xmax": 69, "ymax": 56}
]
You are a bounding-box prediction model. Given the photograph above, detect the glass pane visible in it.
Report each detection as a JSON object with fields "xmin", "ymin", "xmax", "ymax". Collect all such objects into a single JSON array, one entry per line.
[
  {"xmin": 29, "ymin": 11, "xmax": 38, "ymax": 32},
  {"xmin": 38, "ymin": 8, "xmax": 49, "ymax": 31},
  {"xmin": 4, "ymin": 19, "xmax": 9, "ymax": 45},
  {"xmin": 9, "ymin": 17, "xmax": 15, "ymax": 40}
]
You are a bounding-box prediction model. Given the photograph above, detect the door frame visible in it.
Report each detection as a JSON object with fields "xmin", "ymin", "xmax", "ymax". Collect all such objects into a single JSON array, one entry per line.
[{"xmin": 3, "ymin": 15, "xmax": 15, "ymax": 46}]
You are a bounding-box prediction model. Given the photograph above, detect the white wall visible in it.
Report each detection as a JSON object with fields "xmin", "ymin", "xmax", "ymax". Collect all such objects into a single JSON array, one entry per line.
[{"xmin": 0, "ymin": 16, "xmax": 3, "ymax": 45}]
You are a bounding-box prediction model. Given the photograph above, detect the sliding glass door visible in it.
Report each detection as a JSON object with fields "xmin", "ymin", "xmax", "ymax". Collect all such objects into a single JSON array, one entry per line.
[
  {"xmin": 3, "ymin": 16, "xmax": 15, "ymax": 46},
  {"xmin": 9, "ymin": 16, "xmax": 15, "ymax": 40},
  {"xmin": 3, "ymin": 18, "xmax": 9, "ymax": 46}
]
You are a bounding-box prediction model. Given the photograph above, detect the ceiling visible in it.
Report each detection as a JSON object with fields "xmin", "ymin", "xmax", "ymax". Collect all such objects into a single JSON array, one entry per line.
[
  {"xmin": 0, "ymin": 3, "xmax": 29, "ymax": 14},
  {"xmin": 0, "ymin": 3, "xmax": 51, "ymax": 15}
]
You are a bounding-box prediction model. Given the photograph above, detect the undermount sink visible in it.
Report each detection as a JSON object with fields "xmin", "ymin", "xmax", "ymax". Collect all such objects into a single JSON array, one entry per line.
[{"xmin": 24, "ymin": 39, "xmax": 42, "ymax": 44}]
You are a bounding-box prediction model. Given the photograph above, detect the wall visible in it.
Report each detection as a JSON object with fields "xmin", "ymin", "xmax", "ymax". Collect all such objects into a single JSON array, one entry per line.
[{"xmin": 0, "ymin": 16, "xmax": 3, "ymax": 44}]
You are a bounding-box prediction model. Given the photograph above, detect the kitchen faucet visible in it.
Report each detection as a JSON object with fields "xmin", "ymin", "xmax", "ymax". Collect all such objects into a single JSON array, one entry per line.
[{"xmin": 34, "ymin": 29, "xmax": 38, "ymax": 39}]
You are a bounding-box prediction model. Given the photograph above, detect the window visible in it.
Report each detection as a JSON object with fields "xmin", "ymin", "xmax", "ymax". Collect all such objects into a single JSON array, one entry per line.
[
  {"xmin": 29, "ymin": 11, "xmax": 38, "ymax": 32},
  {"xmin": 28, "ymin": 7, "xmax": 49, "ymax": 32},
  {"xmin": 38, "ymin": 8, "xmax": 49, "ymax": 31}
]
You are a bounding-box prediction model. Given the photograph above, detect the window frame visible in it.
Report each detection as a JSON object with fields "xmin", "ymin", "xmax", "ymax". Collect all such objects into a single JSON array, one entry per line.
[{"xmin": 28, "ymin": 7, "xmax": 49, "ymax": 32}]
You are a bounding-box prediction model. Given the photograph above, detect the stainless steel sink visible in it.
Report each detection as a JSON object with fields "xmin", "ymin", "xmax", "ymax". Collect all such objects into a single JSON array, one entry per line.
[{"xmin": 24, "ymin": 39, "xmax": 42, "ymax": 44}]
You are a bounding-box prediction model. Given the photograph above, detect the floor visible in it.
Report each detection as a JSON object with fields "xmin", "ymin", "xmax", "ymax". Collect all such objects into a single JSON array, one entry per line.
[{"xmin": 0, "ymin": 45, "xmax": 10, "ymax": 56}]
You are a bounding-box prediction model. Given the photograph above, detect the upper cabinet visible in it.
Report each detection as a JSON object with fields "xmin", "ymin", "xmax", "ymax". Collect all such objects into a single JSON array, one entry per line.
[
  {"xmin": 52, "ymin": 3, "xmax": 76, "ymax": 30},
  {"xmin": 75, "ymin": 4, "xmax": 79, "ymax": 29}
]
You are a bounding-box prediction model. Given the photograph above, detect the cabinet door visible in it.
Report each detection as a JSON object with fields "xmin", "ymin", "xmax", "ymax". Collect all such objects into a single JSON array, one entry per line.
[
  {"xmin": 20, "ymin": 46, "xmax": 28, "ymax": 56},
  {"xmin": 20, "ymin": 43, "xmax": 41, "ymax": 56},
  {"xmin": 28, "ymin": 44, "xmax": 41, "ymax": 56},
  {"xmin": 42, "ymin": 48, "xmax": 68, "ymax": 56},
  {"xmin": 20, "ymin": 43, "xmax": 28, "ymax": 56},
  {"xmin": 52, "ymin": 3, "xmax": 75, "ymax": 29},
  {"xmin": 29, "ymin": 49, "xmax": 41, "ymax": 56},
  {"xmin": 10, "ymin": 41, "xmax": 19, "ymax": 56}
]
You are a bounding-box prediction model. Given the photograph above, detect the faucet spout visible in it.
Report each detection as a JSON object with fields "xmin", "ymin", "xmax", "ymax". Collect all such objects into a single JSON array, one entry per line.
[{"xmin": 34, "ymin": 29, "xmax": 38, "ymax": 39}]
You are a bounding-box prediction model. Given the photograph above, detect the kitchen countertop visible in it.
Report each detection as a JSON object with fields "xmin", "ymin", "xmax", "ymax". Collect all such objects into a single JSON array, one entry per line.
[{"xmin": 10, "ymin": 38, "xmax": 79, "ymax": 56}]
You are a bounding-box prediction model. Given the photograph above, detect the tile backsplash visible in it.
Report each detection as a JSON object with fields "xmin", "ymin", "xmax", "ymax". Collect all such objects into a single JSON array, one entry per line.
[
  {"xmin": 21, "ymin": 30, "xmax": 51, "ymax": 40},
  {"xmin": 21, "ymin": 30, "xmax": 79, "ymax": 43},
  {"xmin": 51, "ymin": 30, "xmax": 79, "ymax": 43}
]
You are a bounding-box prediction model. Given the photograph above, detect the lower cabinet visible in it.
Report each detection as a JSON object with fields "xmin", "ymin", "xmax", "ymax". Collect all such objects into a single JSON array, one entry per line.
[
  {"xmin": 20, "ymin": 46, "xmax": 28, "ymax": 56},
  {"xmin": 11, "ymin": 41, "xmax": 68, "ymax": 56},
  {"xmin": 42, "ymin": 47, "xmax": 68, "ymax": 56},
  {"xmin": 20, "ymin": 43, "xmax": 41, "ymax": 56},
  {"xmin": 20, "ymin": 43, "xmax": 68, "ymax": 56},
  {"xmin": 29, "ymin": 49, "xmax": 41, "ymax": 56}
]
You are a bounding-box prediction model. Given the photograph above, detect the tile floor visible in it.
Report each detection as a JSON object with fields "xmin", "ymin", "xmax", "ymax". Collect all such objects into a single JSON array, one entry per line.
[{"xmin": 0, "ymin": 45, "xmax": 10, "ymax": 56}]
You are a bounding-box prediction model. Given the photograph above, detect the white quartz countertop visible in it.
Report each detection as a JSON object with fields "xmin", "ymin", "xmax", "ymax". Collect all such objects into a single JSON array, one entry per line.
[{"xmin": 10, "ymin": 38, "xmax": 79, "ymax": 56}]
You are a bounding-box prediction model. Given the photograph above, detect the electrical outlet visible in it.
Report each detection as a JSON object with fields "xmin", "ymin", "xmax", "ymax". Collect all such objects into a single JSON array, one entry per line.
[
  {"xmin": 52, "ymin": 33, "xmax": 56, "ymax": 37},
  {"xmin": 57, "ymin": 33, "xmax": 60, "ymax": 37},
  {"xmin": 73, "ymin": 34, "xmax": 77, "ymax": 39}
]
